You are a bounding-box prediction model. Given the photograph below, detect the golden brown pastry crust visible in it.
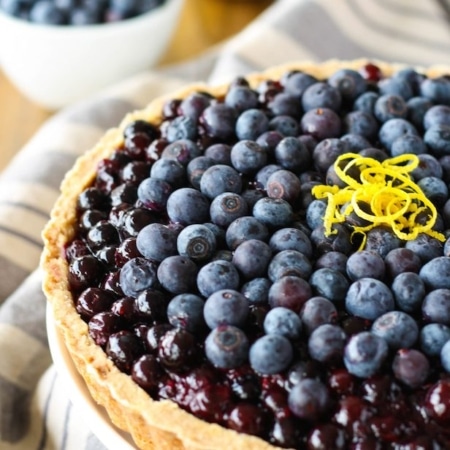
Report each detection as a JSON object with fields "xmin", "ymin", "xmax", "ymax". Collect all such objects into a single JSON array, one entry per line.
[{"xmin": 41, "ymin": 59, "xmax": 450, "ymax": 450}]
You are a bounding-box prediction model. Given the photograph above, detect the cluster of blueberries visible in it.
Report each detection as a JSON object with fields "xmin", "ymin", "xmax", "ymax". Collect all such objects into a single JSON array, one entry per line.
[
  {"xmin": 67, "ymin": 64, "xmax": 450, "ymax": 447},
  {"xmin": 0, "ymin": 0, "xmax": 165, "ymax": 25}
]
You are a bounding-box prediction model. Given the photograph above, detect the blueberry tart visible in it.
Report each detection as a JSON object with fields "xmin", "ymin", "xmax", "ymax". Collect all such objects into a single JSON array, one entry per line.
[{"xmin": 42, "ymin": 59, "xmax": 450, "ymax": 449}]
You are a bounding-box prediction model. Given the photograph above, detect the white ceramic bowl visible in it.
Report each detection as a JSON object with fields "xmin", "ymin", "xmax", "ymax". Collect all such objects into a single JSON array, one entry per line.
[{"xmin": 0, "ymin": 0, "xmax": 183, "ymax": 110}]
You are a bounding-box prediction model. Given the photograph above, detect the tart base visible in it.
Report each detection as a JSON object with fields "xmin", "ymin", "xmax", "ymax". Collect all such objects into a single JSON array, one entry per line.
[{"xmin": 41, "ymin": 59, "xmax": 450, "ymax": 450}]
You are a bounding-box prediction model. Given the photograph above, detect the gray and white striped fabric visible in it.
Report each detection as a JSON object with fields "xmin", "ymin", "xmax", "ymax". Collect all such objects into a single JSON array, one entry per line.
[{"xmin": 2, "ymin": 0, "xmax": 450, "ymax": 448}]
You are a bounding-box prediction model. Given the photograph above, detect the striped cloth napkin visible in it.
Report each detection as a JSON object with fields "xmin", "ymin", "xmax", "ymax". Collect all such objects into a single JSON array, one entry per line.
[{"xmin": 2, "ymin": 0, "xmax": 450, "ymax": 448}]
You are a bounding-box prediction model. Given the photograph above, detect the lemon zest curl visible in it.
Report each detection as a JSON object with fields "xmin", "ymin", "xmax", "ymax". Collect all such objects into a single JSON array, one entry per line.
[{"xmin": 311, "ymin": 153, "xmax": 446, "ymax": 249}]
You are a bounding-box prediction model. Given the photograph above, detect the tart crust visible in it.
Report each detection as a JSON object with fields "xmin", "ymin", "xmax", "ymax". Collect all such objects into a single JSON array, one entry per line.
[{"xmin": 41, "ymin": 59, "xmax": 450, "ymax": 450}]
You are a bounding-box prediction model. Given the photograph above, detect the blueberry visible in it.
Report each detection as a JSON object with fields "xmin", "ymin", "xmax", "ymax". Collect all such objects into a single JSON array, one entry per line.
[
  {"xmin": 254, "ymin": 133, "xmax": 281, "ymax": 157},
  {"xmin": 166, "ymin": 187, "xmax": 210, "ymax": 225},
  {"xmin": 86, "ymin": 219, "xmax": 119, "ymax": 249},
  {"xmin": 106, "ymin": 331, "xmax": 142, "ymax": 373},
  {"xmin": 266, "ymin": 169, "xmax": 301, "ymax": 204},
  {"xmin": 420, "ymin": 76, "xmax": 450, "ymax": 105},
  {"xmin": 203, "ymin": 289, "xmax": 249, "ymax": 329},
  {"xmin": 0, "ymin": 0, "xmax": 26, "ymax": 16},
  {"xmin": 209, "ymin": 192, "xmax": 248, "ymax": 227},
  {"xmin": 253, "ymin": 197, "xmax": 293, "ymax": 229},
  {"xmin": 200, "ymin": 164, "xmax": 242, "ymax": 199},
  {"xmin": 424, "ymin": 124, "xmax": 450, "ymax": 157},
  {"xmin": 412, "ymin": 154, "xmax": 443, "ymax": 183},
  {"xmin": 178, "ymin": 92, "xmax": 212, "ymax": 121},
  {"xmin": 343, "ymin": 331, "xmax": 388, "ymax": 378},
  {"xmin": 177, "ymin": 224, "xmax": 216, "ymax": 262},
  {"xmin": 315, "ymin": 251, "xmax": 348, "ymax": 275},
  {"xmin": 312, "ymin": 138, "xmax": 348, "ymax": 173},
  {"xmin": 268, "ymin": 276, "xmax": 312, "ymax": 313},
  {"xmin": 354, "ymin": 91, "xmax": 379, "ymax": 114},
  {"xmin": 340, "ymin": 133, "xmax": 371, "ymax": 153},
  {"xmin": 132, "ymin": 289, "xmax": 167, "ymax": 324},
  {"xmin": 384, "ymin": 248, "xmax": 422, "ymax": 279},
  {"xmin": 161, "ymin": 139, "xmax": 201, "ymax": 166},
  {"xmin": 306, "ymin": 199, "xmax": 327, "ymax": 230},
  {"xmin": 235, "ymin": 109, "xmax": 269, "ymax": 141},
  {"xmin": 269, "ymin": 227, "xmax": 312, "ymax": 259},
  {"xmin": 310, "ymin": 224, "xmax": 353, "ymax": 256},
  {"xmin": 364, "ymin": 227, "xmax": 401, "ymax": 258},
  {"xmin": 391, "ymin": 272, "xmax": 426, "ymax": 313},
  {"xmin": 441, "ymin": 340, "xmax": 450, "ymax": 373},
  {"xmin": 420, "ymin": 256, "xmax": 450, "ymax": 289},
  {"xmin": 371, "ymin": 311, "xmax": 418, "ymax": 350},
  {"xmin": 343, "ymin": 111, "xmax": 378, "ymax": 142},
  {"xmin": 288, "ymin": 379, "xmax": 329, "ymax": 420},
  {"xmin": 424, "ymin": 104, "xmax": 450, "ymax": 130},
  {"xmin": 197, "ymin": 260, "xmax": 240, "ymax": 297},
  {"xmin": 268, "ymin": 92, "xmax": 302, "ymax": 119},
  {"xmin": 269, "ymin": 115, "xmax": 299, "ymax": 137},
  {"xmin": 420, "ymin": 323, "xmax": 450, "ymax": 357},
  {"xmin": 378, "ymin": 118, "xmax": 418, "ymax": 151},
  {"xmin": 119, "ymin": 257, "xmax": 158, "ymax": 297},
  {"xmin": 378, "ymin": 77, "xmax": 413, "ymax": 100},
  {"xmin": 230, "ymin": 140, "xmax": 267, "ymax": 175},
  {"xmin": 157, "ymin": 255, "xmax": 198, "ymax": 294},
  {"xmin": 205, "ymin": 325, "xmax": 249, "ymax": 369},
  {"xmin": 204, "ymin": 143, "xmax": 232, "ymax": 165},
  {"xmin": 131, "ymin": 354, "xmax": 164, "ymax": 394},
  {"xmin": 274, "ymin": 137, "xmax": 311, "ymax": 173},
  {"xmin": 249, "ymin": 334, "xmax": 293, "ymax": 375},
  {"xmin": 308, "ymin": 324, "xmax": 346, "ymax": 364},
  {"xmin": 302, "ymin": 82, "xmax": 342, "ymax": 112},
  {"xmin": 309, "ymin": 267, "xmax": 349, "ymax": 303},
  {"xmin": 158, "ymin": 328, "xmax": 197, "ymax": 371},
  {"xmin": 136, "ymin": 223, "xmax": 177, "ymax": 262},
  {"xmin": 225, "ymin": 216, "xmax": 269, "ymax": 250},
  {"xmin": 300, "ymin": 108, "xmax": 341, "ymax": 141},
  {"xmin": 167, "ymin": 293, "xmax": 205, "ymax": 333},
  {"xmin": 70, "ymin": 5, "xmax": 100, "ymax": 24},
  {"xmin": 392, "ymin": 349, "xmax": 429, "ymax": 388},
  {"xmin": 236, "ymin": 188, "xmax": 264, "ymax": 211},
  {"xmin": 75, "ymin": 287, "xmax": 114, "ymax": 321},
  {"xmin": 346, "ymin": 250, "xmax": 385, "ymax": 281},
  {"xmin": 300, "ymin": 296, "xmax": 337, "ymax": 335},
  {"xmin": 390, "ymin": 134, "xmax": 426, "ymax": 157},
  {"xmin": 263, "ymin": 307, "xmax": 302, "ymax": 340},
  {"xmin": 137, "ymin": 177, "xmax": 172, "ymax": 211},
  {"xmin": 328, "ymin": 68, "xmax": 366, "ymax": 102},
  {"xmin": 422, "ymin": 288, "xmax": 450, "ymax": 325},
  {"xmin": 407, "ymin": 96, "xmax": 432, "ymax": 130},
  {"xmin": 150, "ymin": 158, "xmax": 186, "ymax": 188},
  {"xmin": 232, "ymin": 239, "xmax": 272, "ymax": 279},
  {"xmin": 345, "ymin": 278, "xmax": 394, "ymax": 321},
  {"xmin": 283, "ymin": 71, "xmax": 317, "ymax": 98},
  {"xmin": 240, "ymin": 277, "xmax": 271, "ymax": 305},
  {"xmin": 268, "ymin": 249, "xmax": 312, "ymax": 282},
  {"xmin": 225, "ymin": 86, "xmax": 258, "ymax": 113},
  {"xmin": 374, "ymin": 94, "xmax": 407, "ymax": 122},
  {"xmin": 29, "ymin": 0, "xmax": 66, "ymax": 24},
  {"xmin": 417, "ymin": 176, "xmax": 448, "ymax": 207},
  {"xmin": 200, "ymin": 103, "xmax": 237, "ymax": 142},
  {"xmin": 186, "ymin": 156, "xmax": 215, "ymax": 190}
]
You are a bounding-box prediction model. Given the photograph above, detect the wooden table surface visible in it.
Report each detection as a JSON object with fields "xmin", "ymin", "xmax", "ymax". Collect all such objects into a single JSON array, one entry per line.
[{"xmin": 0, "ymin": 0, "xmax": 273, "ymax": 172}]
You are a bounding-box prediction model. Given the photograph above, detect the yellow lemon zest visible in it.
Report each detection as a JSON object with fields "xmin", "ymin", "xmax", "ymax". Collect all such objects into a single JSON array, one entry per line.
[{"xmin": 312, "ymin": 153, "xmax": 446, "ymax": 249}]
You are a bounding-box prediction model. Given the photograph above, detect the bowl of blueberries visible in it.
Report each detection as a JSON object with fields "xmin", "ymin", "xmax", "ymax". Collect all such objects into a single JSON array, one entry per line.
[{"xmin": 0, "ymin": 0, "xmax": 183, "ymax": 109}]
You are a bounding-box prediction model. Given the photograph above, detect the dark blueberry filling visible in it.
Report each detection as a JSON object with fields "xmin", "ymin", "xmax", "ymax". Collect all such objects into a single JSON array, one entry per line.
[{"xmin": 66, "ymin": 64, "xmax": 450, "ymax": 449}]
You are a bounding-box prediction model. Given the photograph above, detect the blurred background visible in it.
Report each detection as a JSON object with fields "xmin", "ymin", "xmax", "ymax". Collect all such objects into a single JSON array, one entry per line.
[{"xmin": 0, "ymin": 0, "xmax": 273, "ymax": 172}]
